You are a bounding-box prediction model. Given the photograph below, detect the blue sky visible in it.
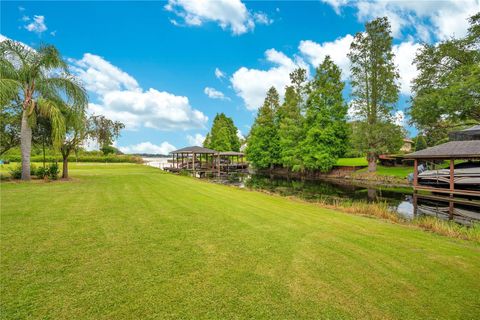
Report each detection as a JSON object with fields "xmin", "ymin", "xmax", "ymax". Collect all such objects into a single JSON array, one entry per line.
[{"xmin": 1, "ymin": 0, "xmax": 478, "ymax": 154}]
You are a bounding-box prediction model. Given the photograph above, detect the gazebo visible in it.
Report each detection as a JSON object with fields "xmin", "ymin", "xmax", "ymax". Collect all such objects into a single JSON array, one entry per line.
[{"xmin": 166, "ymin": 146, "xmax": 248, "ymax": 177}]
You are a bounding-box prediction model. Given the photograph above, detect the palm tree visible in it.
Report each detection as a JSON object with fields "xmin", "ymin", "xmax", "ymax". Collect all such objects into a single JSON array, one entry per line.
[{"xmin": 0, "ymin": 40, "xmax": 87, "ymax": 180}]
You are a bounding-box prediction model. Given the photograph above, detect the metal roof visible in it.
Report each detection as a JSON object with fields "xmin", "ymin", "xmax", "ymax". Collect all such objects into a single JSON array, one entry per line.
[
  {"xmin": 405, "ymin": 140, "xmax": 480, "ymax": 159},
  {"xmin": 170, "ymin": 146, "xmax": 218, "ymax": 154}
]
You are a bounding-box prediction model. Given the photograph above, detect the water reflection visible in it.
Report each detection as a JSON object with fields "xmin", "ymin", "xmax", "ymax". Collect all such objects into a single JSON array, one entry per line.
[{"xmin": 241, "ymin": 174, "xmax": 479, "ymax": 226}]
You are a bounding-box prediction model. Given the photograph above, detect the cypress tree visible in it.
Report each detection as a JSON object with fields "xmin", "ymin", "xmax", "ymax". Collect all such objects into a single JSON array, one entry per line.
[
  {"xmin": 301, "ymin": 56, "xmax": 348, "ymax": 172},
  {"xmin": 246, "ymin": 87, "xmax": 280, "ymax": 169}
]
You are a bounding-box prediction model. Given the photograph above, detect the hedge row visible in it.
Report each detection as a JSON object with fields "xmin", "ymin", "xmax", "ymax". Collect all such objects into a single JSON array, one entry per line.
[{"xmin": 3, "ymin": 154, "xmax": 143, "ymax": 163}]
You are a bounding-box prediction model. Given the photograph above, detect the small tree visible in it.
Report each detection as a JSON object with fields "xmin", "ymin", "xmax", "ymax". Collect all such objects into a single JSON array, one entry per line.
[
  {"xmin": 348, "ymin": 17, "xmax": 400, "ymax": 172},
  {"xmin": 414, "ymin": 135, "xmax": 427, "ymax": 152},
  {"xmin": 89, "ymin": 115, "xmax": 125, "ymax": 152}
]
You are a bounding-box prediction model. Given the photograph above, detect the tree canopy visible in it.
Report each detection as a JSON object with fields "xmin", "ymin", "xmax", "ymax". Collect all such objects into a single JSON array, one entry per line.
[
  {"xmin": 409, "ymin": 13, "xmax": 480, "ymax": 143},
  {"xmin": 203, "ymin": 113, "xmax": 240, "ymax": 152}
]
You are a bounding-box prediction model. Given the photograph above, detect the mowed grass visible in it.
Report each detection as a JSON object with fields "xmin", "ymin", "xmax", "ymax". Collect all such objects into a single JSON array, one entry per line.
[{"xmin": 1, "ymin": 164, "xmax": 479, "ymax": 319}]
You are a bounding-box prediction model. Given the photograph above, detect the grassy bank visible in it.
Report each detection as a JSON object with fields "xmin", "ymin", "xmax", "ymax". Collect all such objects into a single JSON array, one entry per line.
[{"xmin": 1, "ymin": 164, "xmax": 479, "ymax": 319}]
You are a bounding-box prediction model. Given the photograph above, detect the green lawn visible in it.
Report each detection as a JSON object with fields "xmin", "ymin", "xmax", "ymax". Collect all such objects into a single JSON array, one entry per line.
[
  {"xmin": 1, "ymin": 164, "xmax": 479, "ymax": 319},
  {"xmin": 336, "ymin": 157, "xmax": 368, "ymax": 166}
]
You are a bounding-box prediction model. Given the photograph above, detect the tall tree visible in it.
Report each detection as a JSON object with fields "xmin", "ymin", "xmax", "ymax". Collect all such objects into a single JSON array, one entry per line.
[
  {"xmin": 204, "ymin": 113, "xmax": 240, "ymax": 151},
  {"xmin": 348, "ymin": 17, "xmax": 401, "ymax": 172},
  {"xmin": 409, "ymin": 13, "xmax": 480, "ymax": 135},
  {"xmin": 246, "ymin": 87, "xmax": 280, "ymax": 169},
  {"xmin": 0, "ymin": 40, "xmax": 87, "ymax": 180},
  {"xmin": 301, "ymin": 56, "xmax": 348, "ymax": 172},
  {"xmin": 277, "ymin": 68, "xmax": 306, "ymax": 171}
]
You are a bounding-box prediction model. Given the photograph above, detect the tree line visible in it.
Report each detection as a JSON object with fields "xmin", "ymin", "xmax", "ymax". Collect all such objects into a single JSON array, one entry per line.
[
  {"xmin": 246, "ymin": 13, "xmax": 479, "ymax": 173},
  {"xmin": 0, "ymin": 40, "xmax": 124, "ymax": 180}
]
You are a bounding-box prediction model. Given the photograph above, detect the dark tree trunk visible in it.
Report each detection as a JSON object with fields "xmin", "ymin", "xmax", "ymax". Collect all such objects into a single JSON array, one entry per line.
[
  {"xmin": 20, "ymin": 110, "xmax": 32, "ymax": 180},
  {"xmin": 62, "ymin": 155, "xmax": 69, "ymax": 179}
]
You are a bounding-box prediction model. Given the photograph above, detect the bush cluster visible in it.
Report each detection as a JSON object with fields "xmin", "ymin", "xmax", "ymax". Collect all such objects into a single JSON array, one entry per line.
[
  {"xmin": 9, "ymin": 163, "xmax": 59, "ymax": 180},
  {"xmin": 3, "ymin": 154, "xmax": 142, "ymax": 163}
]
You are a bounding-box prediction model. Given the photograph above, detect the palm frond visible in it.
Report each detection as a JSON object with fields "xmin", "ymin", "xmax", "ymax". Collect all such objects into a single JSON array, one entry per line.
[
  {"xmin": 0, "ymin": 79, "xmax": 21, "ymax": 106},
  {"xmin": 40, "ymin": 76, "xmax": 88, "ymax": 112},
  {"xmin": 36, "ymin": 98, "xmax": 66, "ymax": 149}
]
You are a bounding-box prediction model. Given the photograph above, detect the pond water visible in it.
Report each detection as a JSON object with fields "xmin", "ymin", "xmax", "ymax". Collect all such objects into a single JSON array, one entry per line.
[{"xmin": 237, "ymin": 174, "xmax": 480, "ymax": 226}]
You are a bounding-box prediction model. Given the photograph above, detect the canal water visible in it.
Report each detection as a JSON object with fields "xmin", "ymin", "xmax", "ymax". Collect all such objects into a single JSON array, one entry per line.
[{"xmin": 240, "ymin": 174, "xmax": 480, "ymax": 226}]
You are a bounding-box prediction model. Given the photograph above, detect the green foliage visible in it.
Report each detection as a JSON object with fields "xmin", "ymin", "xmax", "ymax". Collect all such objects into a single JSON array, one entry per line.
[
  {"xmin": 414, "ymin": 135, "xmax": 428, "ymax": 151},
  {"xmin": 0, "ymin": 39, "xmax": 88, "ymax": 179},
  {"xmin": 410, "ymin": 13, "xmax": 480, "ymax": 133},
  {"xmin": 88, "ymin": 115, "xmax": 125, "ymax": 149},
  {"xmin": 348, "ymin": 17, "xmax": 401, "ymax": 171},
  {"xmin": 9, "ymin": 164, "xmax": 36, "ymax": 179},
  {"xmin": 3, "ymin": 154, "xmax": 142, "ymax": 163},
  {"xmin": 301, "ymin": 57, "xmax": 348, "ymax": 172},
  {"xmin": 34, "ymin": 163, "xmax": 59, "ymax": 180},
  {"xmin": 0, "ymin": 103, "xmax": 21, "ymax": 155},
  {"xmin": 246, "ymin": 87, "xmax": 280, "ymax": 169},
  {"xmin": 277, "ymin": 69, "xmax": 307, "ymax": 171},
  {"xmin": 351, "ymin": 120, "xmax": 404, "ymax": 159},
  {"xmin": 204, "ymin": 113, "xmax": 241, "ymax": 151},
  {"xmin": 101, "ymin": 145, "xmax": 122, "ymax": 155}
]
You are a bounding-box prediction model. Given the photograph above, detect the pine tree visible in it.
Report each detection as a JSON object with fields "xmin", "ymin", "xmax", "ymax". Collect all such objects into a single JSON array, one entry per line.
[
  {"xmin": 301, "ymin": 56, "xmax": 348, "ymax": 172},
  {"xmin": 246, "ymin": 87, "xmax": 280, "ymax": 169},
  {"xmin": 348, "ymin": 17, "xmax": 402, "ymax": 172}
]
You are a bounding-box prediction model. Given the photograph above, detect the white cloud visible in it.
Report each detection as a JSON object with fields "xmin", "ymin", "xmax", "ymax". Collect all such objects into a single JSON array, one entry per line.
[
  {"xmin": 71, "ymin": 54, "xmax": 208, "ymax": 131},
  {"xmin": 187, "ymin": 133, "xmax": 206, "ymax": 146},
  {"xmin": 0, "ymin": 34, "xmax": 7, "ymax": 42},
  {"xmin": 70, "ymin": 53, "xmax": 139, "ymax": 95},
  {"xmin": 253, "ymin": 12, "xmax": 273, "ymax": 25},
  {"xmin": 324, "ymin": 0, "xmax": 479, "ymax": 41},
  {"xmin": 231, "ymin": 48, "xmax": 308, "ymax": 110},
  {"xmin": 393, "ymin": 41, "xmax": 422, "ymax": 95},
  {"xmin": 321, "ymin": 0, "xmax": 349, "ymax": 14},
  {"xmin": 394, "ymin": 110, "xmax": 405, "ymax": 126},
  {"xmin": 119, "ymin": 141, "xmax": 177, "ymax": 155},
  {"xmin": 204, "ymin": 87, "xmax": 229, "ymax": 100},
  {"xmin": 236, "ymin": 129, "xmax": 244, "ymax": 140},
  {"xmin": 299, "ymin": 35, "xmax": 420, "ymax": 95},
  {"xmin": 299, "ymin": 34, "xmax": 354, "ymax": 79},
  {"xmin": 215, "ymin": 67, "xmax": 226, "ymax": 79},
  {"xmin": 24, "ymin": 15, "xmax": 47, "ymax": 34},
  {"xmin": 165, "ymin": 0, "xmax": 271, "ymax": 35},
  {"xmin": 50, "ymin": 30, "xmax": 57, "ymax": 37}
]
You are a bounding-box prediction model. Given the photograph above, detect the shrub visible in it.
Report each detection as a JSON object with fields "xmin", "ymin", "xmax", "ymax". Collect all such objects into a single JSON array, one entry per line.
[
  {"xmin": 9, "ymin": 164, "xmax": 37, "ymax": 179},
  {"xmin": 35, "ymin": 166, "xmax": 47, "ymax": 179},
  {"xmin": 47, "ymin": 163, "xmax": 59, "ymax": 180}
]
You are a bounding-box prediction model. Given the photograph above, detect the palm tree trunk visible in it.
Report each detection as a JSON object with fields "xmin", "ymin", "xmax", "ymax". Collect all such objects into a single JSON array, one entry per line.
[
  {"xmin": 20, "ymin": 110, "xmax": 32, "ymax": 180},
  {"xmin": 62, "ymin": 155, "xmax": 69, "ymax": 179}
]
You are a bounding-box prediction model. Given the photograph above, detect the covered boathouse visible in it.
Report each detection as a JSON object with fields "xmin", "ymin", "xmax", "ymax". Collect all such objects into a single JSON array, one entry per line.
[
  {"xmin": 164, "ymin": 146, "xmax": 248, "ymax": 177},
  {"xmin": 405, "ymin": 126, "xmax": 480, "ymax": 219}
]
